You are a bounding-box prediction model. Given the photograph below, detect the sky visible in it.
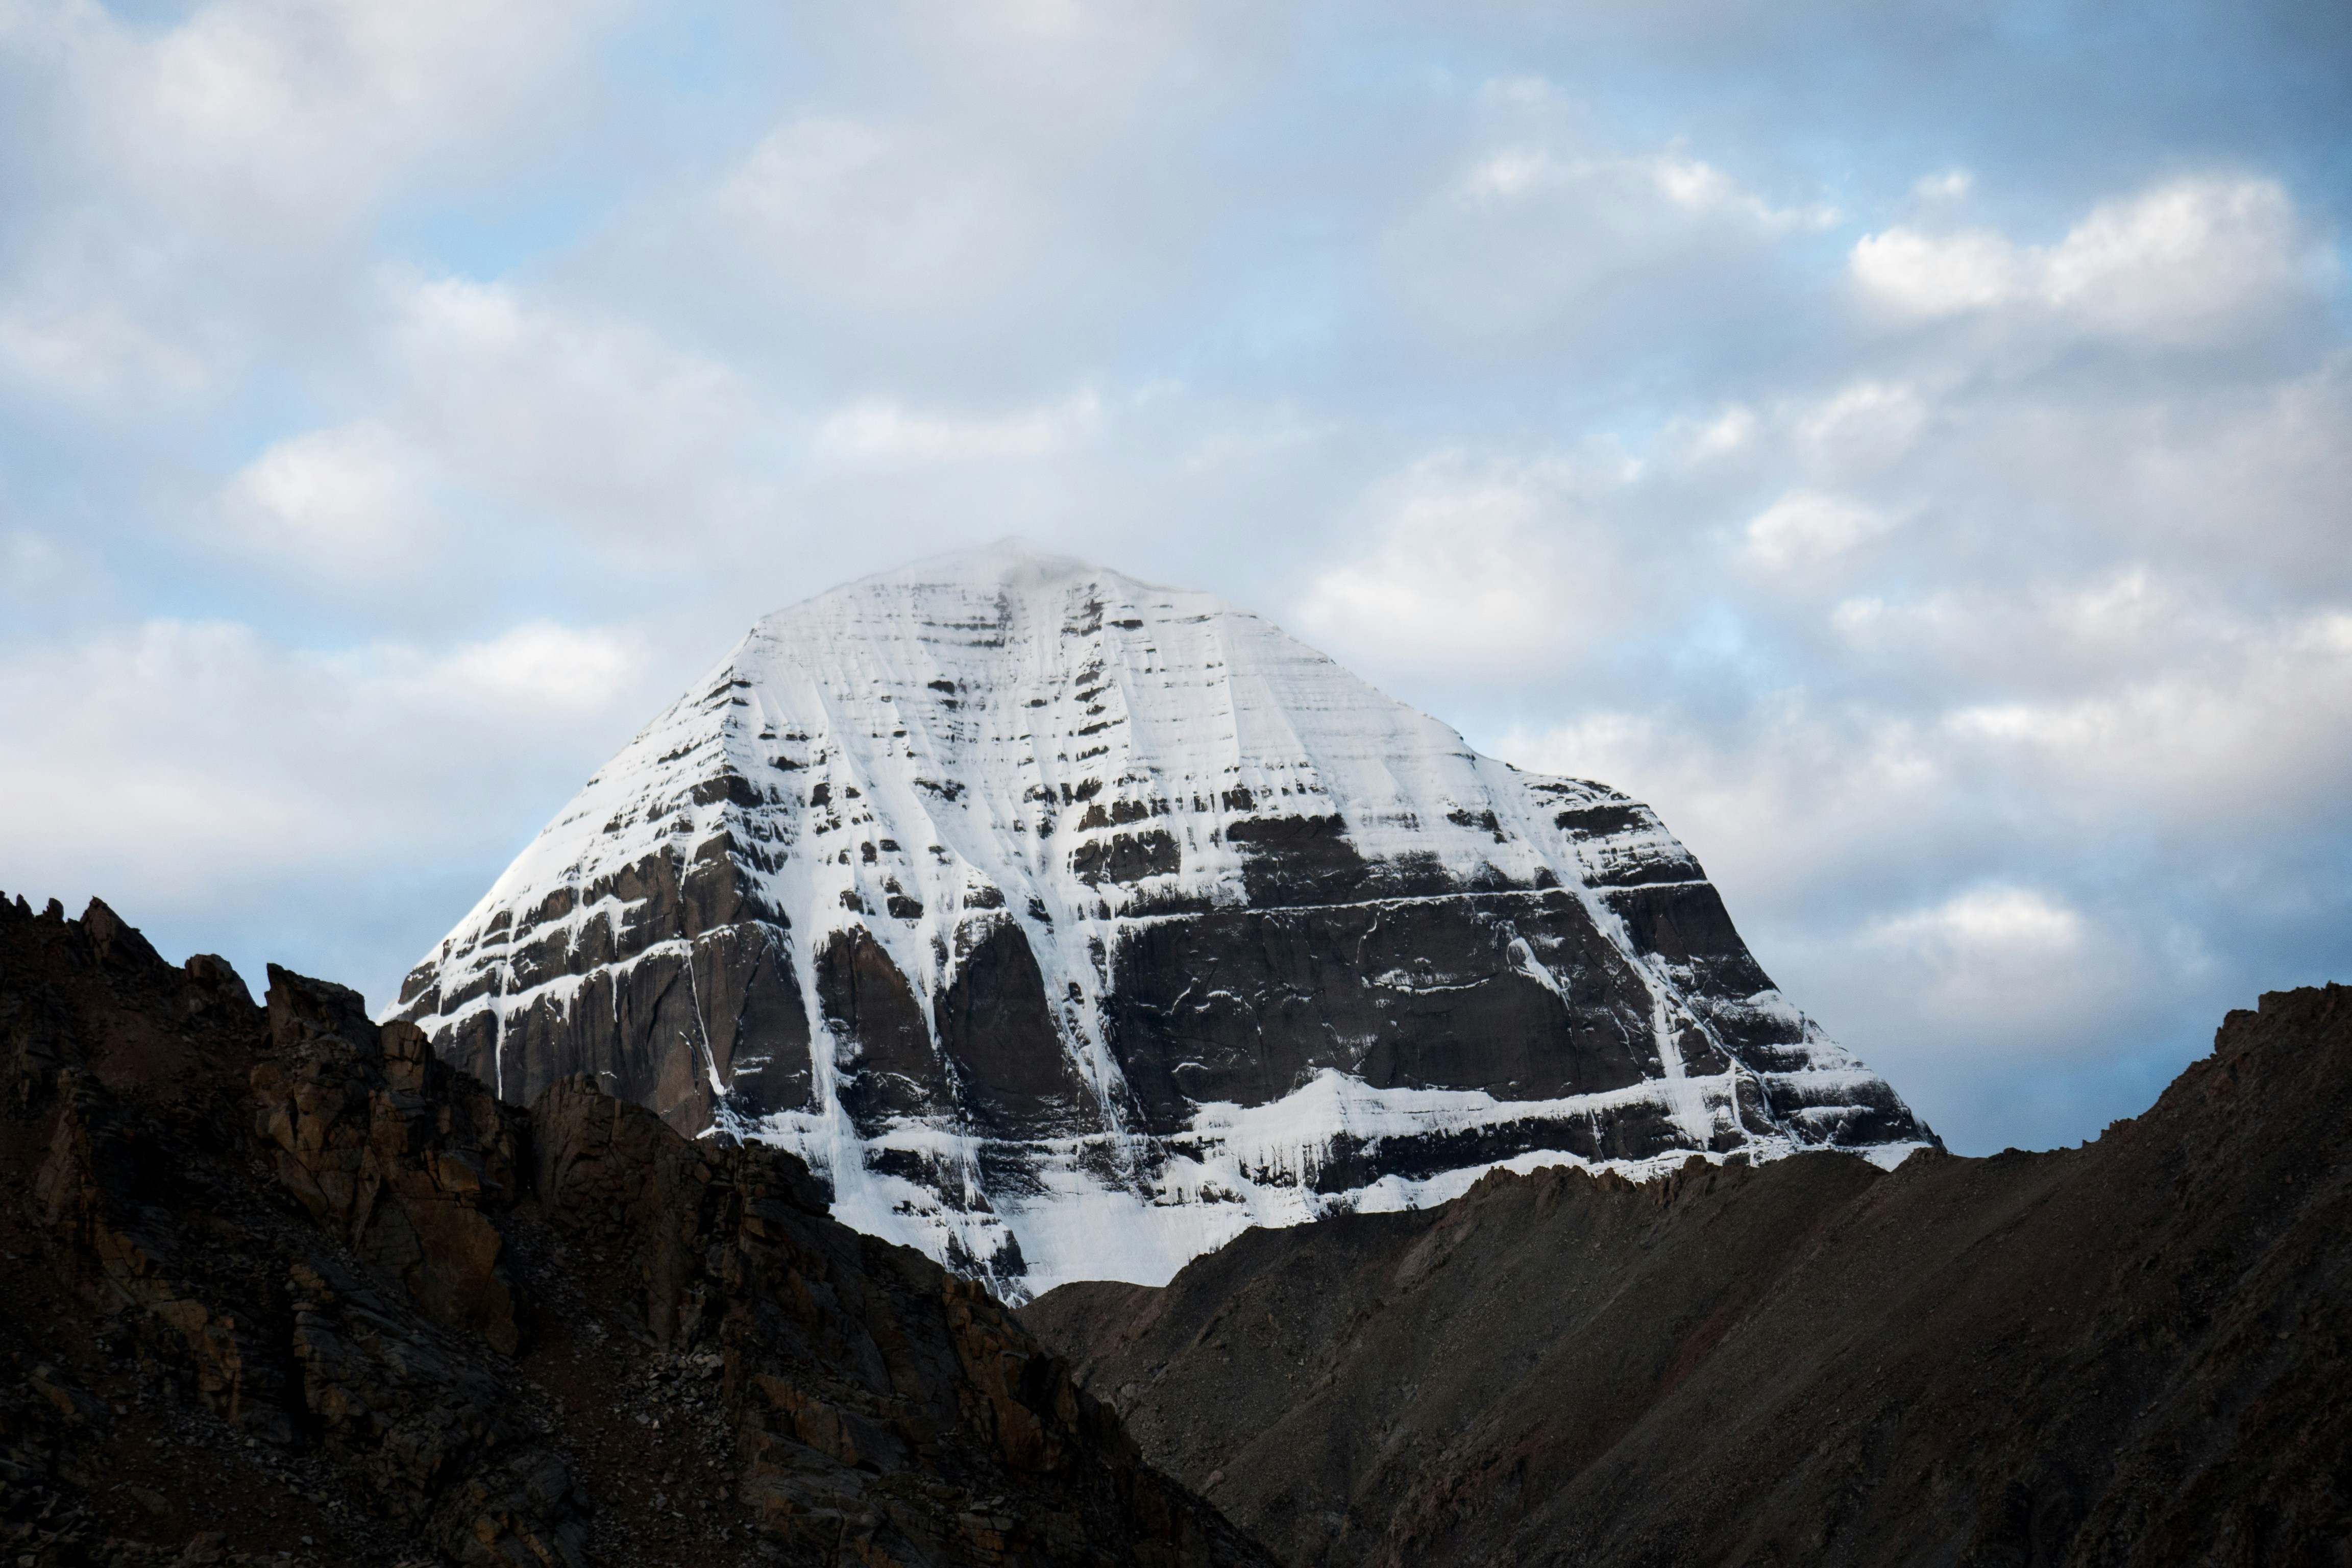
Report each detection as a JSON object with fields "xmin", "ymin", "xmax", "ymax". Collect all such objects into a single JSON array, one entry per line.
[{"xmin": 1, "ymin": 0, "xmax": 2346, "ymax": 1156}]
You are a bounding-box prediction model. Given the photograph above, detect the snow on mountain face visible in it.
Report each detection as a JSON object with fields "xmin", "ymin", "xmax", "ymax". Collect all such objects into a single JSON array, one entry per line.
[{"xmin": 393, "ymin": 547, "xmax": 1936, "ymax": 1301}]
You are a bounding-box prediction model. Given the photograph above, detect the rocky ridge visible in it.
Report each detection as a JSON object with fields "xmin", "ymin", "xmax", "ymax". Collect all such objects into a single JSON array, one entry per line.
[
  {"xmin": 1022, "ymin": 985, "xmax": 2352, "ymax": 1568},
  {"xmin": 391, "ymin": 548, "xmax": 1933, "ymax": 1300},
  {"xmin": 1, "ymin": 889, "xmax": 1269, "ymax": 1568}
]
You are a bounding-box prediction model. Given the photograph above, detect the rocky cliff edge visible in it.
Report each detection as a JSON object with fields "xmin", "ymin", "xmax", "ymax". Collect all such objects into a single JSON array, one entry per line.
[{"xmin": 0, "ymin": 890, "xmax": 1270, "ymax": 1568}]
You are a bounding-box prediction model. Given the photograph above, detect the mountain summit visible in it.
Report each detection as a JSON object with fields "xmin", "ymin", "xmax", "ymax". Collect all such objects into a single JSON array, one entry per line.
[{"xmin": 392, "ymin": 548, "xmax": 1933, "ymax": 1298}]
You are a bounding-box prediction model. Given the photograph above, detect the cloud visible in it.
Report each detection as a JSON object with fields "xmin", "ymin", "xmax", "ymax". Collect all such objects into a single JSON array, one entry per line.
[
  {"xmin": 1671, "ymin": 405, "xmax": 1759, "ymax": 463},
  {"xmin": 384, "ymin": 277, "xmax": 764, "ymax": 538},
  {"xmin": 1856, "ymin": 885, "xmax": 2128, "ymax": 1040},
  {"xmin": 0, "ymin": 614, "xmax": 651, "ymax": 998},
  {"xmin": 1294, "ymin": 453, "xmax": 1625, "ymax": 667},
  {"xmin": 425, "ymin": 622, "xmax": 642, "ymax": 715},
  {"xmin": 814, "ymin": 390, "xmax": 1104, "ymax": 463},
  {"xmin": 222, "ymin": 421, "xmax": 437, "ymax": 568},
  {"xmin": 1850, "ymin": 227, "xmax": 2021, "ymax": 315},
  {"xmin": 0, "ymin": 0, "xmax": 625, "ymax": 373},
  {"xmin": 1852, "ymin": 175, "xmax": 2328, "ymax": 345},
  {"xmin": 710, "ymin": 117, "xmax": 1043, "ymax": 313},
  {"xmin": 1382, "ymin": 80, "xmax": 1842, "ymax": 346},
  {"xmin": 1795, "ymin": 380, "xmax": 1926, "ymax": 475},
  {"xmin": 1743, "ymin": 489, "xmax": 1892, "ymax": 570},
  {"xmin": 1508, "ymin": 581, "xmax": 2352, "ymax": 887},
  {"xmin": 1936, "ymin": 602, "xmax": 2352, "ymax": 822},
  {"xmin": 229, "ymin": 273, "xmax": 766, "ymax": 577},
  {"xmin": 178, "ymin": 275, "xmax": 767, "ymax": 594},
  {"xmin": 62, "ymin": 0, "xmax": 621, "ymax": 236},
  {"xmin": 0, "ymin": 246, "xmax": 214, "ymax": 405},
  {"xmin": 1464, "ymin": 140, "xmax": 1840, "ymax": 234},
  {"xmin": 1876, "ymin": 884, "xmax": 2085, "ymax": 952}
]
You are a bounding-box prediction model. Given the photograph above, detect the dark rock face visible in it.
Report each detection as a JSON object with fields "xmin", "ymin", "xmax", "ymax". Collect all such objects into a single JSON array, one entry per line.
[
  {"xmin": 1104, "ymin": 891, "xmax": 1674, "ymax": 1132},
  {"xmin": 1022, "ymin": 984, "xmax": 2352, "ymax": 1568},
  {"xmin": 0, "ymin": 890, "xmax": 1271, "ymax": 1568},
  {"xmin": 935, "ymin": 920, "xmax": 1090, "ymax": 1139},
  {"xmin": 390, "ymin": 552, "xmax": 1935, "ymax": 1298},
  {"xmin": 819, "ymin": 925, "xmax": 945, "ymax": 1135},
  {"xmin": 420, "ymin": 849, "xmax": 808, "ymax": 1134}
]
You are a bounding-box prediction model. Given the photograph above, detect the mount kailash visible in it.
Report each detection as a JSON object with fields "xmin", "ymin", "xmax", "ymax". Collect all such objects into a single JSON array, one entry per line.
[{"xmin": 391, "ymin": 548, "xmax": 1935, "ymax": 1300}]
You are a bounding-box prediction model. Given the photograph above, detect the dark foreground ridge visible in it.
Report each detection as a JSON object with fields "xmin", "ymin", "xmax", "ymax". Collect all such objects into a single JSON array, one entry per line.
[
  {"xmin": 0, "ymin": 892, "xmax": 1271, "ymax": 1568},
  {"xmin": 1021, "ymin": 984, "xmax": 2352, "ymax": 1567}
]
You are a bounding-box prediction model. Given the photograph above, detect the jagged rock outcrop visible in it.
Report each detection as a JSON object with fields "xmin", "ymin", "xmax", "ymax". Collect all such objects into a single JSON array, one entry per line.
[
  {"xmin": 253, "ymin": 971, "xmax": 526, "ymax": 1355},
  {"xmin": 0, "ymin": 890, "xmax": 1270, "ymax": 1568},
  {"xmin": 1022, "ymin": 985, "xmax": 2352, "ymax": 1568},
  {"xmin": 391, "ymin": 548, "xmax": 1935, "ymax": 1300}
]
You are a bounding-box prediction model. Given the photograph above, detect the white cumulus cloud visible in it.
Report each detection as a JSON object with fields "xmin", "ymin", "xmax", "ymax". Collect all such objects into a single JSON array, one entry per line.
[
  {"xmin": 1744, "ymin": 490, "xmax": 1892, "ymax": 570},
  {"xmin": 1295, "ymin": 455, "xmax": 1624, "ymax": 667},
  {"xmin": 223, "ymin": 421, "xmax": 436, "ymax": 568},
  {"xmin": 1852, "ymin": 175, "xmax": 2326, "ymax": 345}
]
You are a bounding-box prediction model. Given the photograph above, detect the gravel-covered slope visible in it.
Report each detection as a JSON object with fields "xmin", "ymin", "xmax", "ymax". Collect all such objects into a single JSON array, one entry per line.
[
  {"xmin": 1021, "ymin": 984, "xmax": 2352, "ymax": 1568},
  {"xmin": 393, "ymin": 547, "xmax": 1933, "ymax": 1300}
]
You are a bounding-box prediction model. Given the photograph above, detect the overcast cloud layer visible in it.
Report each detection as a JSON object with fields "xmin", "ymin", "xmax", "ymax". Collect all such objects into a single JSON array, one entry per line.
[{"xmin": 1, "ymin": 0, "xmax": 2345, "ymax": 1155}]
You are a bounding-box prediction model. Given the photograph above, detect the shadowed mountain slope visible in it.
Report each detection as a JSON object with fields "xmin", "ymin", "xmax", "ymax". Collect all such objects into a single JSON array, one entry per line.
[
  {"xmin": 1023, "ymin": 985, "xmax": 2352, "ymax": 1568},
  {"xmin": 0, "ymin": 890, "xmax": 1269, "ymax": 1568}
]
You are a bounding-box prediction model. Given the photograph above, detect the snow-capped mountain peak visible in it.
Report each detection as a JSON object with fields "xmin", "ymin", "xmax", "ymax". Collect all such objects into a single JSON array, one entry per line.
[{"xmin": 395, "ymin": 549, "xmax": 1934, "ymax": 1299}]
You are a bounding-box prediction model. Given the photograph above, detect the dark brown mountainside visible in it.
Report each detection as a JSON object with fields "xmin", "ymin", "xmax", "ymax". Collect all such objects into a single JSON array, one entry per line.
[
  {"xmin": 1023, "ymin": 986, "xmax": 2352, "ymax": 1568},
  {"xmin": 0, "ymin": 891, "xmax": 1270, "ymax": 1568}
]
